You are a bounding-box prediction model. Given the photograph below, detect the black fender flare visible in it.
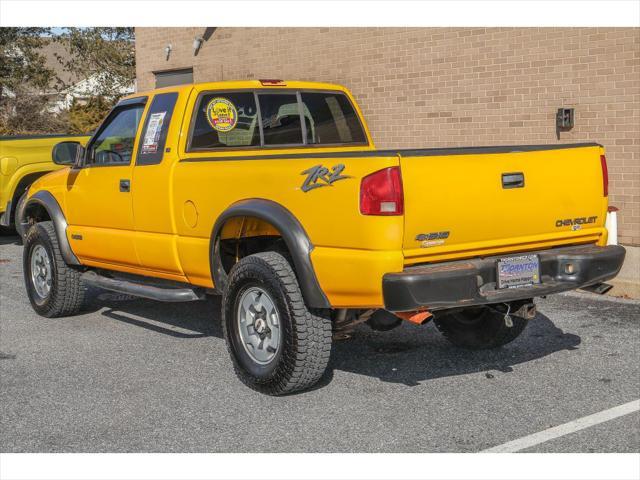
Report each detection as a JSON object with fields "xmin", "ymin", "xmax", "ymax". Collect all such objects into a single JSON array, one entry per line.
[
  {"xmin": 18, "ymin": 190, "xmax": 81, "ymax": 266},
  {"xmin": 210, "ymin": 199, "xmax": 330, "ymax": 309}
]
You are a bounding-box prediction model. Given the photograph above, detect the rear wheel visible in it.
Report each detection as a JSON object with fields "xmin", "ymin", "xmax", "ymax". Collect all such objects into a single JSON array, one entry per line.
[
  {"xmin": 434, "ymin": 305, "xmax": 528, "ymax": 349},
  {"xmin": 23, "ymin": 221, "xmax": 87, "ymax": 318},
  {"xmin": 222, "ymin": 252, "xmax": 332, "ymax": 395}
]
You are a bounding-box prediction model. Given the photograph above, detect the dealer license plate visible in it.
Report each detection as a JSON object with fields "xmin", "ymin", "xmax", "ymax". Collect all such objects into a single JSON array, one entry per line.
[{"xmin": 497, "ymin": 254, "xmax": 540, "ymax": 289}]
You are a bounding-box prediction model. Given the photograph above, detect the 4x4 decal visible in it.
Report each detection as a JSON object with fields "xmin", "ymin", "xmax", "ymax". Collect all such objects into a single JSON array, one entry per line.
[{"xmin": 300, "ymin": 164, "xmax": 350, "ymax": 192}]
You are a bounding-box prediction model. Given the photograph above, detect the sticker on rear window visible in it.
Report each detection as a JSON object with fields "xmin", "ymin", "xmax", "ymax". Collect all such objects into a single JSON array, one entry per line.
[{"xmin": 206, "ymin": 97, "xmax": 238, "ymax": 132}]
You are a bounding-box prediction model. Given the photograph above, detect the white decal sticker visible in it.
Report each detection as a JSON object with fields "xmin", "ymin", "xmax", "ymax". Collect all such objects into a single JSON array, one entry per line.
[{"xmin": 142, "ymin": 111, "xmax": 166, "ymax": 154}]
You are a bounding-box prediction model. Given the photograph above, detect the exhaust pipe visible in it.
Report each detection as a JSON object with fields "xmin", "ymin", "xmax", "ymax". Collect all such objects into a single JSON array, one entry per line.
[
  {"xmin": 395, "ymin": 310, "xmax": 433, "ymax": 325},
  {"xmin": 366, "ymin": 309, "xmax": 433, "ymax": 331},
  {"xmin": 581, "ymin": 282, "xmax": 614, "ymax": 295}
]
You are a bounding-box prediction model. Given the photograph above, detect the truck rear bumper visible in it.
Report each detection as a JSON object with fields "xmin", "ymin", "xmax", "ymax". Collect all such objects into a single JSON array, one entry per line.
[{"xmin": 382, "ymin": 244, "xmax": 626, "ymax": 312}]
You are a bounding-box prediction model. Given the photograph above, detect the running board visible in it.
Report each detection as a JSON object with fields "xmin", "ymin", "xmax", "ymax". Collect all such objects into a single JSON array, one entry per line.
[{"xmin": 81, "ymin": 271, "xmax": 205, "ymax": 302}]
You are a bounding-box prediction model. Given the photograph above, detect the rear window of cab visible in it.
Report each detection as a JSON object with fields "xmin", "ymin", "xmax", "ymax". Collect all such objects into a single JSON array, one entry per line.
[{"xmin": 187, "ymin": 90, "xmax": 367, "ymax": 151}]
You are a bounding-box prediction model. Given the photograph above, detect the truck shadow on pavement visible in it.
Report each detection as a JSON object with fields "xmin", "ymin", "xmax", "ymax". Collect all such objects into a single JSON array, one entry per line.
[
  {"xmin": 94, "ymin": 293, "xmax": 581, "ymax": 388},
  {"xmin": 97, "ymin": 293, "xmax": 222, "ymax": 339},
  {"xmin": 328, "ymin": 312, "xmax": 581, "ymax": 387}
]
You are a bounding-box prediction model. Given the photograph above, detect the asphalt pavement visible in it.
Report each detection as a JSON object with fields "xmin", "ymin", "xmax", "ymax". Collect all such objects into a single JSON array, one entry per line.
[{"xmin": 1, "ymin": 234, "xmax": 639, "ymax": 452}]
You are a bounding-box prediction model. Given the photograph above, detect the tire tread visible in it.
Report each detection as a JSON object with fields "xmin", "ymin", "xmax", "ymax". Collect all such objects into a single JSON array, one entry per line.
[
  {"xmin": 24, "ymin": 221, "xmax": 86, "ymax": 317},
  {"xmin": 222, "ymin": 252, "xmax": 332, "ymax": 395}
]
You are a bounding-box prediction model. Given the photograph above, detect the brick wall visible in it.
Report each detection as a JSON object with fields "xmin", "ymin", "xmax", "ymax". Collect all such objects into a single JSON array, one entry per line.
[{"xmin": 135, "ymin": 27, "xmax": 640, "ymax": 245}]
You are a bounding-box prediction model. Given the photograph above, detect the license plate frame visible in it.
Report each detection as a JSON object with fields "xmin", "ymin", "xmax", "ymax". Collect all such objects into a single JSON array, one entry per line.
[{"xmin": 496, "ymin": 254, "xmax": 541, "ymax": 289}]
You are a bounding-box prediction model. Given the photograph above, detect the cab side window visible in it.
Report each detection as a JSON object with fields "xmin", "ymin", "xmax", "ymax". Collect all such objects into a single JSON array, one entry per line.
[
  {"xmin": 88, "ymin": 105, "xmax": 144, "ymax": 166},
  {"xmin": 137, "ymin": 92, "xmax": 179, "ymax": 165}
]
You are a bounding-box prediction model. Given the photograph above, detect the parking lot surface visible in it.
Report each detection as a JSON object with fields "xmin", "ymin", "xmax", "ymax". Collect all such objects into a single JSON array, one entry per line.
[{"xmin": 1, "ymin": 234, "xmax": 639, "ymax": 452}]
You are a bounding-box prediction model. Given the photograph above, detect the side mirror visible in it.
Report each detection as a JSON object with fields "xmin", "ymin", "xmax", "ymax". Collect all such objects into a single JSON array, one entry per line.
[{"xmin": 52, "ymin": 141, "xmax": 84, "ymax": 166}]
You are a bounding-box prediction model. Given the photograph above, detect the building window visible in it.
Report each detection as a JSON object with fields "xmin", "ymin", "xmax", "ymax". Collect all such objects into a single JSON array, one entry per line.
[{"xmin": 154, "ymin": 68, "xmax": 194, "ymax": 88}]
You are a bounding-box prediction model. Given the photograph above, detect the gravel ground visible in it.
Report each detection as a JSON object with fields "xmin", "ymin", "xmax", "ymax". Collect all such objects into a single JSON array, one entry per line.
[{"xmin": 1, "ymin": 234, "xmax": 639, "ymax": 452}]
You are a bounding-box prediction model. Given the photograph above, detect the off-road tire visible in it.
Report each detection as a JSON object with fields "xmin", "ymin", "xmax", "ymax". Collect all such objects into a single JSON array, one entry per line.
[
  {"xmin": 434, "ymin": 305, "xmax": 528, "ymax": 350},
  {"xmin": 222, "ymin": 252, "xmax": 332, "ymax": 395},
  {"xmin": 23, "ymin": 221, "xmax": 87, "ymax": 318}
]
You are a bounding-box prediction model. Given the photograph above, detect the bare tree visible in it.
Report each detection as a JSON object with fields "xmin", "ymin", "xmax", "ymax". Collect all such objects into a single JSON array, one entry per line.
[{"xmin": 54, "ymin": 28, "xmax": 135, "ymax": 98}]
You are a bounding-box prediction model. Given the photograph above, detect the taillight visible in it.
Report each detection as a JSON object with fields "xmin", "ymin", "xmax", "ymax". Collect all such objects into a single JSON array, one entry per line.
[
  {"xmin": 600, "ymin": 154, "xmax": 609, "ymax": 197},
  {"xmin": 360, "ymin": 166, "xmax": 404, "ymax": 215}
]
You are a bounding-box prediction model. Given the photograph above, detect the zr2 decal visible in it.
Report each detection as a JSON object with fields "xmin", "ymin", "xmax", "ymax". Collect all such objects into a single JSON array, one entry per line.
[{"xmin": 301, "ymin": 164, "xmax": 350, "ymax": 192}]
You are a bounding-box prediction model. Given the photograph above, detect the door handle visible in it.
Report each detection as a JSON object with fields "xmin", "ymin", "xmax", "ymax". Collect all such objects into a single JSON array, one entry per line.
[
  {"xmin": 502, "ymin": 172, "xmax": 524, "ymax": 189},
  {"xmin": 119, "ymin": 179, "xmax": 130, "ymax": 192}
]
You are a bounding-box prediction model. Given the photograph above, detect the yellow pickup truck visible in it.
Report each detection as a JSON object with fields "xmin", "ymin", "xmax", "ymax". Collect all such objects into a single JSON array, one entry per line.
[
  {"xmin": 0, "ymin": 134, "xmax": 89, "ymax": 236},
  {"xmin": 18, "ymin": 80, "xmax": 625, "ymax": 395}
]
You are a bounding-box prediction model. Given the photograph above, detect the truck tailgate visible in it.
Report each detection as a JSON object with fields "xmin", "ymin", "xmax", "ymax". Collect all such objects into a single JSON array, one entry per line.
[{"xmin": 400, "ymin": 144, "xmax": 608, "ymax": 264}]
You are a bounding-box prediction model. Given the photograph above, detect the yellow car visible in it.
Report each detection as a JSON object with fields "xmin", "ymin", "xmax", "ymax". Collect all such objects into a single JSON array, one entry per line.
[
  {"xmin": 18, "ymin": 80, "xmax": 625, "ymax": 394},
  {"xmin": 0, "ymin": 133, "xmax": 89, "ymax": 235}
]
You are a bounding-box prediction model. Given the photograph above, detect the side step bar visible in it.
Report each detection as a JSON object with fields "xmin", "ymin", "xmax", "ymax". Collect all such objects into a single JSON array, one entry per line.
[{"xmin": 81, "ymin": 271, "xmax": 205, "ymax": 302}]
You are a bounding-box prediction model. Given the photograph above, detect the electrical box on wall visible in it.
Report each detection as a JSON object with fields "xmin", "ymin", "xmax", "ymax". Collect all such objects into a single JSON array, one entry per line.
[{"xmin": 556, "ymin": 108, "xmax": 574, "ymax": 129}]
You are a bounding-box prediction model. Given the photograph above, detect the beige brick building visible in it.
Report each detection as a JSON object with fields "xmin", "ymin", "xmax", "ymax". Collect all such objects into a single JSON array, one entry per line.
[{"xmin": 135, "ymin": 27, "xmax": 640, "ymax": 292}]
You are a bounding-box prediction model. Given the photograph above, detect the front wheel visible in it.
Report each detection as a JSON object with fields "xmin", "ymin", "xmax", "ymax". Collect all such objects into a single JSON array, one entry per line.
[
  {"xmin": 222, "ymin": 252, "xmax": 332, "ymax": 395},
  {"xmin": 23, "ymin": 221, "xmax": 87, "ymax": 318},
  {"xmin": 434, "ymin": 304, "xmax": 529, "ymax": 350}
]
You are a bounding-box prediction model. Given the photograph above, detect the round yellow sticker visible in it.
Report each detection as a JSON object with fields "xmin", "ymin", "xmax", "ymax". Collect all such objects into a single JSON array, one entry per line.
[{"xmin": 206, "ymin": 97, "xmax": 238, "ymax": 132}]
